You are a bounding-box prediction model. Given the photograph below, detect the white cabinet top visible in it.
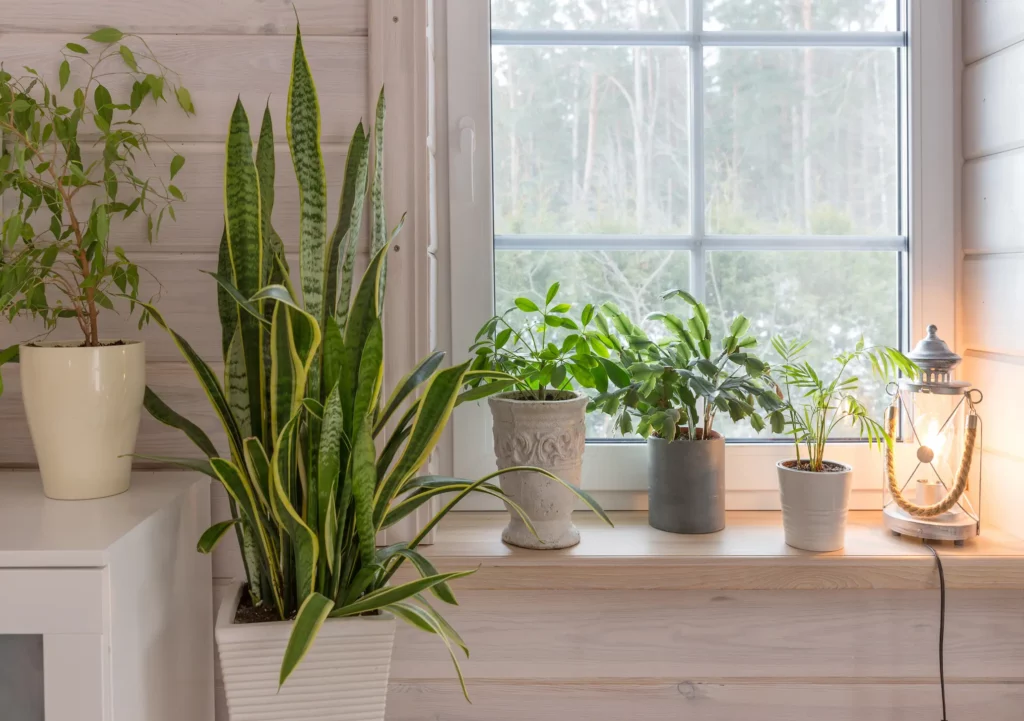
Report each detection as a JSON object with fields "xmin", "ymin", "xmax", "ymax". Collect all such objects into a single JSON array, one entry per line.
[{"xmin": 0, "ymin": 472, "xmax": 207, "ymax": 568}]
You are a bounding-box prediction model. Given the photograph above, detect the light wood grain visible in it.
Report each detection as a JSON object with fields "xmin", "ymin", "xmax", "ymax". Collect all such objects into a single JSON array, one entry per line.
[
  {"xmin": 390, "ymin": 589, "xmax": 1024, "ymax": 681},
  {"xmin": 0, "ymin": 34, "xmax": 366, "ymax": 142},
  {"xmin": 963, "ymin": 0, "xmax": 1024, "ymax": 63},
  {"xmin": 962, "ymin": 352, "xmax": 1024, "ymax": 459},
  {"xmin": 963, "ymin": 147, "xmax": 1024, "ymax": 254},
  {"xmin": 961, "ymin": 255, "xmax": 1024, "ymax": 355},
  {"xmin": 386, "ymin": 680, "xmax": 1024, "ymax": 721},
  {"xmin": 0, "ymin": 1, "xmax": 367, "ymax": 36},
  {"xmin": 963, "ymin": 42, "xmax": 1024, "ymax": 159},
  {"xmin": 979, "ymin": 452, "xmax": 1024, "ymax": 541}
]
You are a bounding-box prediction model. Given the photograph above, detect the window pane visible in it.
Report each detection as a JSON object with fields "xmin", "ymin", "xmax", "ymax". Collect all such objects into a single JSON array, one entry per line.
[
  {"xmin": 493, "ymin": 46, "xmax": 690, "ymax": 235},
  {"xmin": 703, "ymin": 0, "xmax": 897, "ymax": 31},
  {"xmin": 704, "ymin": 47, "xmax": 898, "ymax": 236},
  {"xmin": 495, "ymin": 249, "xmax": 691, "ymax": 438},
  {"xmin": 492, "ymin": 0, "xmax": 690, "ymax": 31},
  {"xmin": 706, "ymin": 250, "xmax": 900, "ymax": 439},
  {"xmin": 0, "ymin": 635, "xmax": 44, "ymax": 721}
]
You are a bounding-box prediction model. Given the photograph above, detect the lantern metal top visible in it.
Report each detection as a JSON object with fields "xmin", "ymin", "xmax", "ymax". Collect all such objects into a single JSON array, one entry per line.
[{"xmin": 901, "ymin": 324, "xmax": 971, "ymax": 394}]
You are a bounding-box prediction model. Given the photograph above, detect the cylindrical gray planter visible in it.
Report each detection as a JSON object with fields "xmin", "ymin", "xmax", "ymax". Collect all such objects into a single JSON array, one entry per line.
[{"xmin": 647, "ymin": 433, "xmax": 726, "ymax": 534}]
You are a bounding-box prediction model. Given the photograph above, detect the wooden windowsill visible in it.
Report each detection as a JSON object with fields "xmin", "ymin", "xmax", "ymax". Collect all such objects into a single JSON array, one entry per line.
[{"xmin": 395, "ymin": 511, "xmax": 1024, "ymax": 591}]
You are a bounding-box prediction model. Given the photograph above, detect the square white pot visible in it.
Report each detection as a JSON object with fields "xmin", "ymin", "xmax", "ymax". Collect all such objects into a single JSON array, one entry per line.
[{"xmin": 216, "ymin": 582, "xmax": 396, "ymax": 721}]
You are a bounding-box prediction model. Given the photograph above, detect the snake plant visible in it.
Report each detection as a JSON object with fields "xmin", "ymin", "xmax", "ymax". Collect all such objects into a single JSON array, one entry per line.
[{"xmin": 138, "ymin": 21, "xmax": 609, "ymax": 693}]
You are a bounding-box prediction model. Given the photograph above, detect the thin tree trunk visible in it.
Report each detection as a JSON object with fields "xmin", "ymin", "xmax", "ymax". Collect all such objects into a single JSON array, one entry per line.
[
  {"xmin": 582, "ymin": 71, "xmax": 600, "ymax": 204},
  {"xmin": 801, "ymin": 0, "xmax": 814, "ymax": 231}
]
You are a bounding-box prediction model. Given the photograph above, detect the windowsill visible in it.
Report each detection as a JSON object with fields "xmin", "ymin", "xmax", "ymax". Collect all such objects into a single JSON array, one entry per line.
[{"xmin": 396, "ymin": 511, "xmax": 1024, "ymax": 591}]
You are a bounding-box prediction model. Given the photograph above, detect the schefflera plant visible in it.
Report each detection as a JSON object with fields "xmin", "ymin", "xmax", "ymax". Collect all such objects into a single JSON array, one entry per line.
[{"xmin": 139, "ymin": 22, "xmax": 578, "ymax": 694}]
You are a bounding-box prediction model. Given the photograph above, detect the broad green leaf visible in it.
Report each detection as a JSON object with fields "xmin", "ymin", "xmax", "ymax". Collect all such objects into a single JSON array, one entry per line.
[
  {"xmin": 86, "ymin": 27, "xmax": 124, "ymax": 43},
  {"xmin": 170, "ymin": 154, "xmax": 185, "ymax": 180},
  {"xmin": 142, "ymin": 386, "xmax": 219, "ymax": 458},
  {"xmin": 175, "ymin": 86, "xmax": 194, "ymax": 114},
  {"xmin": 224, "ymin": 98, "xmax": 264, "ymax": 440},
  {"xmin": 197, "ymin": 520, "xmax": 239, "ymax": 554},
  {"xmin": 515, "ymin": 297, "xmax": 539, "ymax": 313},
  {"xmin": 279, "ymin": 592, "xmax": 334, "ymax": 688},
  {"xmin": 545, "ymin": 281, "xmax": 560, "ymax": 305},
  {"xmin": 118, "ymin": 45, "xmax": 138, "ymax": 71},
  {"xmin": 59, "ymin": 60, "xmax": 70, "ymax": 90},
  {"xmin": 66, "ymin": 42, "xmax": 88, "ymax": 54}
]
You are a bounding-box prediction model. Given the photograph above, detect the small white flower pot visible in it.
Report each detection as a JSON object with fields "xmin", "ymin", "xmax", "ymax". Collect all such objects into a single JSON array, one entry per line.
[
  {"xmin": 488, "ymin": 391, "xmax": 588, "ymax": 549},
  {"xmin": 777, "ymin": 460, "xmax": 854, "ymax": 552},
  {"xmin": 216, "ymin": 582, "xmax": 396, "ymax": 721},
  {"xmin": 19, "ymin": 340, "xmax": 145, "ymax": 500}
]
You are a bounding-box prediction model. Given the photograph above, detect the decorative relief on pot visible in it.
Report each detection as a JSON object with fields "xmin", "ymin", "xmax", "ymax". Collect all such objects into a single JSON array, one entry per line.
[{"xmin": 493, "ymin": 426, "xmax": 585, "ymax": 469}]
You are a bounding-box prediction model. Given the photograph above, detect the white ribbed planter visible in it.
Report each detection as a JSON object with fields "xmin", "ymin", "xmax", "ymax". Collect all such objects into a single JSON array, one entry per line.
[
  {"xmin": 777, "ymin": 460, "xmax": 853, "ymax": 552},
  {"xmin": 216, "ymin": 582, "xmax": 396, "ymax": 721},
  {"xmin": 19, "ymin": 340, "xmax": 145, "ymax": 500}
]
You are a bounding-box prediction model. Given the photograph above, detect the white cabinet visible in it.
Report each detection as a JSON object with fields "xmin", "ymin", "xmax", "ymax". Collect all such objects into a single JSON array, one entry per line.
[{"xmin": 0, "ymin": 472, "xmax": 213, "ymax": 721}]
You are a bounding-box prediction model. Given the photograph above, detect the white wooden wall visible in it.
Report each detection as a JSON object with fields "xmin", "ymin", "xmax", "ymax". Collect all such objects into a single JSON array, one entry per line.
[{"xmin": 961, "ymin": 0, "xmax": 1024, "ymax": 540}]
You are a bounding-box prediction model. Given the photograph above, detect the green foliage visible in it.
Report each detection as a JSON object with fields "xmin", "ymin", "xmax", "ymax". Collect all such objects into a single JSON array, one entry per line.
[
  {"xmin": 0, "ymin": 29, "xmax": 193, "ymax": 351},
  {"xmin": 771, "ymin": 335, "xmax": 918, "ymax": 471},
  {"xmin": 469, "ymin": 281, "xmax": 626, "ymax": 401},
  {"xmin": 591, "ymin": 289, "xmax": 785, "ymax": 441},
  {"xmin": 142, "ymin": 20, "xmax": 601, "ymax": 696}
]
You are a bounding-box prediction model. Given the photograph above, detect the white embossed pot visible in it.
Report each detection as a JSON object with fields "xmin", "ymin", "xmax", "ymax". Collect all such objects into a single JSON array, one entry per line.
[
  {"xmin": 777, "ymin": 459, "xmax": 853, "ymax": 552},
  {"xmin": 488, "ymin": 390, "xmax": 587, "ymax": 549},
  {"xmin": 19, "ymin": 340, "xmax": 145, "ymax": 500}
]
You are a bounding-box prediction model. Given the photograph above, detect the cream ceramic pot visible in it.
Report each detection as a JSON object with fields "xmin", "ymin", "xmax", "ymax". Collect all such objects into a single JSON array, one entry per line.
[
  {"xmin": 19, "ymin": 340, "xmax": 145, "ymax": 499},
  {"xmin": 488, "ymin": 391, "xmax": 588, "ymax": 549},
  {"xmin": 776, "ymin": 460, "xmax": 853, "ymax": 552}
]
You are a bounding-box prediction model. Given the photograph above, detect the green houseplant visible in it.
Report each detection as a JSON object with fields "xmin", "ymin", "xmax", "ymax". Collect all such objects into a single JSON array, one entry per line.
[
  {"xmin": 0, "ymin": 28, "xmax": 191, "ymax": 499},
  {"xmin": 770, "ymin": 336, "xmax": 917, "ymax": 551},
  {"xmin": 141, "ymin": 22, "xmax": 606, "ymax": 716},
  {"xmin": 592, "ymin": 290, "xmax": 784, "ymax": 534},
  {"xmin": 469, "ymin": 282, "xmax": 615, "ymax": 549}
]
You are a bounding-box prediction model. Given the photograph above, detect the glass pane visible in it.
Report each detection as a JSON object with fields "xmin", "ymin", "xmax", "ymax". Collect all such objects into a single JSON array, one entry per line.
[
  {"xmin": 704, "ymin": 47, "xmax": 898, "ymax": 236},
  {"xmin": 703, "ymin": 0, "xmax": 898, "ymax": 31},
  {"xmin": 493, "ymin": 45, "xmax": 690, "ymax": 235},
  {"xmin": 495, "ymin": 249, "xmax": 691, "ymax": 438},
  {"xmin": 0, "ymin": 635, "xmax": 44, "ymax": 721},
  {"xmin": 706, "ymin": 250, "xmax": 900, "ymax": 439},
  {"xmin": 493, "ymin": 0, "xmax": 690, "ymax": 31}
]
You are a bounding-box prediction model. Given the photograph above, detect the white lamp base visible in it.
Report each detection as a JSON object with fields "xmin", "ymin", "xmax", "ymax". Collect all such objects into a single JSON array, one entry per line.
[{"xmin": 883, "ymin": 503, "xmax": 979, "ymax": 545}]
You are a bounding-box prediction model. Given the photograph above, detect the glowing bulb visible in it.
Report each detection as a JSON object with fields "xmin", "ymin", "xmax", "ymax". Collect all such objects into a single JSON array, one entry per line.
[{"xmin": 917, "ymin": 417, "xmax": 950, "ymax": 468}]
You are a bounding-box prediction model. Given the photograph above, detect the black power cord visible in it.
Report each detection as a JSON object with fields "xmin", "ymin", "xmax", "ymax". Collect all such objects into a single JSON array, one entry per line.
[{"xmin": 923, "ymin": 543, "xmax": 948, "ymax": 721}]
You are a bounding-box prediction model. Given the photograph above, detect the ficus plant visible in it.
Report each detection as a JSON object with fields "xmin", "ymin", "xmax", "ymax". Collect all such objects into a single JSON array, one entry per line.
[
  {"xmin": 591, "ymin": 290, "xmax": 785, "ymax": 441},
  {"xmin": 771, "ymin": 336, "xmax": 918, "ymax": 472},
  {"xmin": 468, "ymin": 281, "xmax": 628, "ymax": 401},
  {"xmin": 0, "ymin": 27, "xmax": 192, "ymax": 363},
  {"xmin": 138, "ymin": 22, "xmax": 609, "ymax": 695}
]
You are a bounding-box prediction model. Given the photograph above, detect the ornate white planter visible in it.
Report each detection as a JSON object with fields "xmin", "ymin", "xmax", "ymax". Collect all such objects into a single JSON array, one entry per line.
[
  {"xmin": 19, "ymin": 340, "xmax": 145, "ymax": 500},
  {"xmin": 777, "ymin": 460, "xmax": 854, "ymax": 552},
  {"xmin": 216, "ymin": 582, "xmax": 396, "ymax": 721},
  {"xmin": 488, "ymin": 391, "xmax": 587, "ymax": 549}
]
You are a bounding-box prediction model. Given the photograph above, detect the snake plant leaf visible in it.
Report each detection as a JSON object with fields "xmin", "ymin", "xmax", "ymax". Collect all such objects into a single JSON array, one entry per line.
[
  {"xmin": 387, "ymin": 600, "xmax": 470, "ymax": 701},
  {"xmin": 197, "ymin": 519, "xmax": 240, "ymax": 554},
  {"xmin": 140, "ymin": 303, "xmax": 245, "ymax": 463},
  {"xmin": 381, "ymin": 479, "xmax": 536, "ymax": 541},
  {"xmin": 269, "ymin": 303, "xmax": 296, "ymax": 443},
  {"xmin": 374, "ymin": 350, "xmax": 446, "ymax": 435},
  {"xmin": 287, "ymin": 20, "xmax": 328, "ymax": 337},
  {"xmin": 317, "ymin": 384, "xmax": 343, "ymax": 561},
  {"xmin": 201, "ymin": 271, "xmax": 269, "ymax": 328},
  {"xmin": 376, "ymin": 401, "xmax": 416, "ymax": 480},
  {"xmin": 353, "ymin": 318, "xmax": 384, "ymax": 426},
  {"xmin": 381, "ymin": 546, "xmax": 457, "ymax": 605},
  {"xmin": 142, "ymin": 386, "xmax": 219, "ymax": 457},
  {"xmin": 322, "ymin": 316, "xmax": 343, "ymax": 405},
  {"xmin": 330, "ymin": 570, "xmax": 476, "ymax": 618},
  {"xmin": 370, "ymin": 88, "xmax": 387, "ymax": 301},
  {"xmin": 326, "ymin": 122, "xmax": 369, "ymax": 334},
  {"xmin": 340, "ymin": 244, "xmax": 387, "ymax": 431},
  {"xmin": 351, "ymin": 417, "xmax": 378, "ymax": 568},
  {"xmin": 216, "ymin": 228, "xmax": 236, "ymax": 359},
  {"xmin": 224, "ymin": 97, "xmax": 265, "ymax": 441},
  {"xmin": 131, "ymin": 454, "xmax": 216, "ymax": 479},
  {"xmin": 341, "ymin": 564, "xmax": 384, "ymax": 607},
  {"xmin": 279, "ymin": 591, "xmax": 334, "ymax": 689},
  {"xmin": 256, "ymin": 103, "xmax": 277, "ymax": 286},
  {"xmin": 374, "ymin": 361, "xmax": 471, "ymax": 526},
  {"xmin": 243, "ymin": 436, "xmax": 273, "ymax": 513},
  {"xmin": 270, "ymin": 414, "xmax": 318, "ymax": 604},
  {"xmin": 225, "ymin": 331, "xmax": 251, "ymax": 436}
]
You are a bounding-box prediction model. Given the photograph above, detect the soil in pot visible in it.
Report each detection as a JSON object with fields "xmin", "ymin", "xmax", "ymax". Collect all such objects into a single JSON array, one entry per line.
[
  {"xmin": 498, "ymin": 389, "xmax": 578, "ymax": 402},
  {"xmin": 781, "ymin": 459, "xmax": 847, "ymax": 473},
  {"xmin": 24, "ymin": 339, "xmax": 130, "ymax": 348},
  {"xmin": 233, "ymin": 586, "xmax": 287, "ymax": 624}
]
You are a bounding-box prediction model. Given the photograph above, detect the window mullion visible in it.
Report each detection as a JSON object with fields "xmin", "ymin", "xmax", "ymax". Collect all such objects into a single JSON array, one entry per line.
[{"xmin": 689, "ymin": 0, "xmax": 706, "ymax": 303}]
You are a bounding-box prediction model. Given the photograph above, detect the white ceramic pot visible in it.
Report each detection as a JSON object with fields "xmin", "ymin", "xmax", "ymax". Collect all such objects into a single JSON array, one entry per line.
[
  {"xmin": 19, "ymin": 340, "xmax": 145, "ymax": 500},
  {"xmin": 488, "ymin": 391, "xmax": 587, "ymax": 549},
  {"xmin": 777, "ymin": 460, "xmax": 854, "ymax": 552},
  {"xmin": 216, "ymin": 582, "xmax": 396, "ymax": 721}
]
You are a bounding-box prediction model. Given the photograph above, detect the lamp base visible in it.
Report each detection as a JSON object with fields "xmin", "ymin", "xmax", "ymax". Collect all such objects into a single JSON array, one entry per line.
[{"xmin": 883, "ymin": 503, "xmax": 979, "ymax": 544}]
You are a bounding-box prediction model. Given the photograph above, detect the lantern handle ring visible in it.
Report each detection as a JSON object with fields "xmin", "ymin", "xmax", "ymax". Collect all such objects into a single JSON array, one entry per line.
[
  {"xmin": 966, "ymin": 388, "xmax": 983, "ymax": 405},
  {"xmin": 885, "ymin": 381, "xmax": 899, "ymax": 397}
]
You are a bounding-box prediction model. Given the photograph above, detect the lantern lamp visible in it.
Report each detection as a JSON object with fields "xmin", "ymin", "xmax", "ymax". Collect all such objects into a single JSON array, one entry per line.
[{"xmin": 883, "ymin": 325, "xmax": 983, "ymax": 545}]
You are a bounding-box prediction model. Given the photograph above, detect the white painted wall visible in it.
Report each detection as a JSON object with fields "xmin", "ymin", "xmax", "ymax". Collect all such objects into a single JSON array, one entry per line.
[{"xmin": 960, "ymin": 0, "xmax": 1024, "ymax": 540}]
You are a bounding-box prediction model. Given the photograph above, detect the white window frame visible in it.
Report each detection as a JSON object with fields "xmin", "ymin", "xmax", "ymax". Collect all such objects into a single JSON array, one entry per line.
[{"xmin": 440, "ymin": 0, "xmax": 956, "ymax": 510}]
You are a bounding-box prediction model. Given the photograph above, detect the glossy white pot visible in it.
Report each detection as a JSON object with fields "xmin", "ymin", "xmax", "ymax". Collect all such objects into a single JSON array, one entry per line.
[
  {"xmin": 216, "ymin": 582, "xmax": 396, "ymax": 721},
  {"xmin": 777, "ymin": 460, "xmax": 854, "ymax": 552},
  {"xmin": 488, "ymin": 391, "xmax": 587, "ymax": 549},
  {"xmin": 19, "ymin": 340, "xmax": 145, "ymax": 500}
]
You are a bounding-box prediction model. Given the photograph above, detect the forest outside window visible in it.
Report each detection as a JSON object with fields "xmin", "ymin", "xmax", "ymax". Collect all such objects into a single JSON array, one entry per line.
[{"xmin": 487, "ymin": 0, "xmax": 908, "ymax": 441}]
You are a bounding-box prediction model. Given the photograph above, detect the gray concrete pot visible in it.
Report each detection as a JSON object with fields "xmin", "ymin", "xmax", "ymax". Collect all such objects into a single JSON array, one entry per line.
[
  {"xmin": 489, "ymin": 391, "xmax": 587, "ymax": 549},
  {"xmin": 647, "ymin": 432, "xmax": 725, "ymax": 534}
]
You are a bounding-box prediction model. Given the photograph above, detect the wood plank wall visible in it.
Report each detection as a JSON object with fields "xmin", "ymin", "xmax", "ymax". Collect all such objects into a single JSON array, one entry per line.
[{"xmin": 961, "ymin": 0, "xmax": 1024, "ymax": 540}]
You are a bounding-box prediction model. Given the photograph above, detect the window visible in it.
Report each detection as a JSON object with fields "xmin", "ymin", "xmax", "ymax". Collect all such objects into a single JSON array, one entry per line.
[{"xmin": 445, "ymin": 0, "xmax": 953, "ymax": 507}]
